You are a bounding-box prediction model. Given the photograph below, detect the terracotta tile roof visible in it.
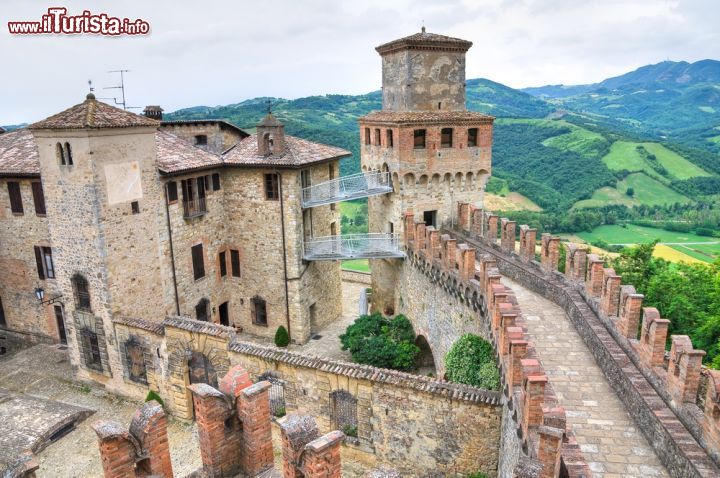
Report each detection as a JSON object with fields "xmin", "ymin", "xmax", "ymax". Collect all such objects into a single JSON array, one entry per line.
[
  {"xmin": 361, "ymin": 110, "xmax": 494, "ymax": 125},
  {"xmin": 222, "ymin": 134, "xmax": 350, "ymax": 168},
  {"xmin": 376, "ymin": 29, "xmax": 472, "ymax": 55},
  {"xmin": 0, "ymin": 129, "xmax": 40, "ymax": 177},
  {"xmin": 155, "ymin": 130, "xmax": 223, "ymax": 174},
  {"xmin": 29, "ymin": 95, "xmax": 160, "ymax": 130},
  {"xmin": 113, "ymin": 316, "xmax": 165, "ymax": 336},
  {"xmin": 163, "ymin": 315, "xmax": 235, "ymax": 339},
  {"xmin": 229, "ymin": 340, "xmax": 501, "ymax": 405},
  {"xmin": 160, "ymin": 119, "xmax": 249, "ymax": 137}
]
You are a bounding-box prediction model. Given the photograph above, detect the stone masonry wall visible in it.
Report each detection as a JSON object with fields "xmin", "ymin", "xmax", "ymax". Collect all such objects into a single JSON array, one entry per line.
[{"xmin": 0, "ymin": 177, "xmax": 61, "ymax": 347}]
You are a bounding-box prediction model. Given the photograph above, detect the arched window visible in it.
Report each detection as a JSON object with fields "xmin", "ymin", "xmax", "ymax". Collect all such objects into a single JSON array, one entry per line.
[
  {"xmin": 64, "ymin": 142, "xmax": 73, "ymax": 165},
  {"xmin": 329, "ymin": 390, "xmax": 358, "ymax": 437},
  {"xmin": 56, "ymin": 143, "xmax": 65, "ymax": 165},
  {"xmin": 71, "ymin": 274, "xmax": 91, "ymax": 312},
  {"xmin": 195, "ymin": 298, "xmax": 209, "ymax": 322}
]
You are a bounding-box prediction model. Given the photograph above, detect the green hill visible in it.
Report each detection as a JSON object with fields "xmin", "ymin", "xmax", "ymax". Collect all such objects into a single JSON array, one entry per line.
[{"xmin": 164, "ymin": 68, "xmax": 720, "ymax": 216}]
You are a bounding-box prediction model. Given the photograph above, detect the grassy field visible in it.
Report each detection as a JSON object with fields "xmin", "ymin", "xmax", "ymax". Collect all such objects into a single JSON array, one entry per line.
[
  {"xmin": 577, "ymin": 224, "xmax": 717, "ymax": 245},
  {"xmin": 602, "ymin": 141, "xmax": 710, "ymax": 180},
  {"xmin": 342, "ymin": 259, "xmax": 370, "ymax": 272},
  {"xmin": 653, "ymin": 244, "xmax": 706, "ymax": 264},
  {"xmin": 485, "ymin": 192, "xmax": 543, "ymax": 212},
  {"xmin": 574, "ymin": 172, "xmax": 691, "ymax": 209},
  {"xmin": 541, "ymin": 122, "xmax": 608, "ymax": 158},
  {"xmin": 669, "ymin": 243, "xmax": 720, "ymax": 263}
]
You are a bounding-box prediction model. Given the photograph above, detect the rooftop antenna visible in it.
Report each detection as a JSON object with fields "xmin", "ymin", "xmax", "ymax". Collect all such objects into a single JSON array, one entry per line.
[
  {"xmin": 87, "ymin": 79, "xmax": 94, "ymax": 93},
  {"xmin": 99, "ymin": 69, "xmax": 141, "ymax": 110},
  {"xmin": 421, "ymin": 20, "xmax": 425, "ymax": 33},
  {"xmin": 266, "ymin": 99, "xmax": 272, "ymax": 114}
]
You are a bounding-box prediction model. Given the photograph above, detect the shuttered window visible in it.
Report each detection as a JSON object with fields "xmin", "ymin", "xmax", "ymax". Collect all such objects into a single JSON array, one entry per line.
[
  {"xmin": 7, "ymin": 182, "xmax": 23, "ymax": 214},
  {"xmin": 31, "ymin": 182, "xmax": 46, "ymax": 215},
  {"xmin": 192, "ymin": 244, "xmax": 205, "ymax": 280},
  {"xmin": 34, "ymin": 246, "xmax": 54, "ymax": 279},
  {"xmin": 230, "ymin": 249, "xmax": 241, "ymax": 277}
]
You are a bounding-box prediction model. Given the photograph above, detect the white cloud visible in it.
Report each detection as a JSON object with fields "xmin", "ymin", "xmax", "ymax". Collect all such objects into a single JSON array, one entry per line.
[{"xmin": 0, "ymin": 0, "xmax": 717, "ymax": 124}]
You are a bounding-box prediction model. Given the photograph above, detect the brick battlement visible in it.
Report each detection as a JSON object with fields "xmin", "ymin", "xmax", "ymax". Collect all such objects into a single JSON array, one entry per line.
[
  {"xmin": 403, "ymin": 211, "xmax": 591, "ymax": 478},
  {"xmin": 451, "ymin": 202, "xmax": 720, "ymax": 477},
  {"xmin": 93, "ymin": 365, "xmax": 344, "ymax": 478}
]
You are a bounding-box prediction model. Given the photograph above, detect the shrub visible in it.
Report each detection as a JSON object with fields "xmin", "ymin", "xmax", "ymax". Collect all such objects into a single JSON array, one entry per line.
[
  {"xmin": 145, "ymin": 390, "xmax": 164, "ymax": 407},
  {"xmin": 274, "ymin": 326, "xmax": 290, "ymax": 347},
  {"xmin": 626, "ymin": 187, "xmax": 635, "ymax": 197},
  {"xmin": 340, "ymin": 312, "xmax": 419, "ymax": 371},
  {"xmin": 444, "ymin": 334, "xmax": 500, "ymax": 390}
]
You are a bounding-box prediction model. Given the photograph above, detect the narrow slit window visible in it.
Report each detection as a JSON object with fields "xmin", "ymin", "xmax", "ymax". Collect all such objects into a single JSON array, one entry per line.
[
  {"xmin": 219, "ymin": 250, "xmax": 227, "ymax": 277},
  {"xmin": 64, "ymin": 143, "xmax": 73, "ymax": 165},
  {"xmin": 374, "ymin": 128, "xmax": 381, "ymax": 146},
  {"xmin": 386, "ymin": 129, "xmax": 393, "ymax": 148},
  {"xmin": 230, "ymin": 249, "xmax": 241, "ymax": 277},
  {"xmin": 364, "ymin": 128, "xmax": 371, "ymax": 145}
]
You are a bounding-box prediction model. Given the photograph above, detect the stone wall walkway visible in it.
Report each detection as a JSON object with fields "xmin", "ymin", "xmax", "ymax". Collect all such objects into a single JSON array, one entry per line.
[{"xmin": 502, "ymin": 276, "xmax": 669, "ymax": 478}]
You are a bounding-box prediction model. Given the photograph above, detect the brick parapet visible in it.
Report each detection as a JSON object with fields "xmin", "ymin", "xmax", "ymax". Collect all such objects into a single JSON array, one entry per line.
[
  {"xmin": 454, "ymin": 204, "xmax": 720, "ymax": 477},
  {"xmin": 402, "ymin": 214, "xmax": 584, "ymax": 478}
]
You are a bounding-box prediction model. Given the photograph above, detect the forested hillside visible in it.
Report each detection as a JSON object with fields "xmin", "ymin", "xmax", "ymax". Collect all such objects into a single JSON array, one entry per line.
[{"xmin": 162, "ymin": 63, "xmax": 720, "ymax": 227}]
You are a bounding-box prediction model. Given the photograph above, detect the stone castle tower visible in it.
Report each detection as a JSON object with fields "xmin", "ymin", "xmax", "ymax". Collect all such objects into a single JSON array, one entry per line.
[{"xmin": 360, "ymin": 29, "xmax": 494, "ymax": 312}]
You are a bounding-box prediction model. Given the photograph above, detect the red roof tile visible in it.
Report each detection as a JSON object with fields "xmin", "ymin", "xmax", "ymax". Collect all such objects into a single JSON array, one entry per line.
[
  {"xmin": 0, "ymin": 129, "xmax": 40, "ymax": 177},
  {"xmin": 376, "ymin": 30, "xmax": 472, "ymax": 55},
  {"xmin": 29, "ymin": 95, "xmax": 159, "ymax": 130},
  {"xmin": 155, "ymin": 131, "xmax": 222, "ymax": 174},
  {"xmin": 222, "ymin": 134, "xmax": 350, "ymax": 168},
  {"xmin": 361, "ymin": 110, "xmax": 494, "ymax": 125}
]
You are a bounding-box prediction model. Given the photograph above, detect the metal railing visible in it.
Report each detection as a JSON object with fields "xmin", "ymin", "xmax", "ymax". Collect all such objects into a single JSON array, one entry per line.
[
  {"xmin": 303, "ymin": 233, "xmax": 404, "ymax": 261},
  {"xmin": 183, "ymin": 197, "xmax": 207, "ymax": 218},
  {"xmin": 301, "ymin": 171, "xmax": 392, "ymax": 208}
]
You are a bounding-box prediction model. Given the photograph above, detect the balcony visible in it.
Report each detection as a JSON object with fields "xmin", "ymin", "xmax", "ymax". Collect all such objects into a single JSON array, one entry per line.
[
  {"xmin": 303, "ymin": 233, "xmax": 404, "ymax": 261},
  {"xmin": 183, "ymin": 197, "xmax": 207, "ymax": 218},
  {"xmin": 301, "ymin": 171, "xmax": 393, "ymax": 208}
]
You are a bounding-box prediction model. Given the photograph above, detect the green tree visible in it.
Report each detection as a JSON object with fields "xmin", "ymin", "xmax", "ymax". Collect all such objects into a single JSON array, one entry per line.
[
  {"xmin": 444, "ymin": 334, "xmax": 500, "ymax": 390},
  {"xmin": 340, "ymin": 313, "xmax": 420, "ymax": 371},
  {"xmin": 274, "ymin": 326, "xmax": 290, "ymax": 347},
  {"xmin": 626, "ymin": 187, "xmax": 635, "ymax": 197}
]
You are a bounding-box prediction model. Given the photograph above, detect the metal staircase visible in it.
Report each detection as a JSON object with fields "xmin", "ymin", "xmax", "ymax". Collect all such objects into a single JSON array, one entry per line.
[
  {"xmin": 301, "ymin": 171, "xmax": 392, "ymax": 208},
  {"xmin": 303, "ymin": 233, "xmax": 403, "ymax": 261}
]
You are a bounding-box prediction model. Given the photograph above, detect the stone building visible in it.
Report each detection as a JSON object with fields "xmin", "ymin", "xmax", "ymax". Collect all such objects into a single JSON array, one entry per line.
[
  {"xmin": 361, "ymin": 28, "xmax": 493, "ymax": 317},
  {"xmin": 0, "ymin": 96, "xmax": 347, "ymax": 394}
]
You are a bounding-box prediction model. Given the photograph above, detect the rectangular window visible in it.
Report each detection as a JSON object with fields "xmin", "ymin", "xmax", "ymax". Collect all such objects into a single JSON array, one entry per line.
[
  {"xmin": 212, "ymin": 173, "xmax": 221, "ymax": 191},
  {"xmin": 31, "ymin": 182, "xmax": 46, "ymax": 215},
  {"xmin": 131, "ymin": 201, "xmax": 140, "ymax": 214},
  {"xmin": 388, "ymin": 221, "xmax": 394, "ymax": 234},
  {"xmin": 423, "ymin": 210, "xmax": 438, "ymax": 228},
  {"xmin": 252, "ymin": 298, "xmax": 268, "ymax": 326},
  {"xmin": 0, "ymin": 296, "xmax": 6, "ymax": 327},
  {"xmin": 301, "ymin": 169, "xmax": 311, "ymax": 189},
  {"xmin": 219, "ymin": 250, "xmax": 227, "ymax": 277},
  {"xmin": 191, "ymin": 244, "xmax": 205, "ymax": 280},
  {"xmin": 181, "ymin": 179, "xmax": 194, "ymax": 202},
  {"xmin": 364, "ymin": 128, "xmax": 371, "ymax": 145},
  {"xmin": 374, "ymin": 128, "xmax": 381, "ymax": 146},
  {"xmin": 264, "ymin": 173, "xmax": 280, "ymax": 200},
  {"xmin": 413, "ymin": 129, "xmax": 426, "ymax": 149},
  {"xmin": 7, "ymin": 181, "xmax": 23, "ymax": 214},
  {"xmin": 195, "ymin": 134, "xmax": 208, "ymax": 146},
  {"xmin": 167, "ymin": 181, "xmax": 178, "ymax": 203},
  {"xmin": 34, "ymin": 246, "xmax": 54, "ymax": 279},
  {"xmin": 386, "ymin": 129, "xmax": 393, "ymax": 148},
  {"xmin": 468, "ymin": 128, "xmax": 478, "ymax": 147},
  {"xmin": 441, "ymin": 128, "xmax": 453, "ymax": 148},
  {"xmin": 82, "ymin": 330, "xmax": 102, "ymax": 368},
  {"xmin": 230, "ymin": 249, "xmax": 241, "ymax": 277}
]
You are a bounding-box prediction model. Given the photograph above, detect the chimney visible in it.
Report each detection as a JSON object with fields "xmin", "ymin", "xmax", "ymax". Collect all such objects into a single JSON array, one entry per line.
[{"xmin": 143, "ymin": 105, "xmax": 164, "ymax": 121}]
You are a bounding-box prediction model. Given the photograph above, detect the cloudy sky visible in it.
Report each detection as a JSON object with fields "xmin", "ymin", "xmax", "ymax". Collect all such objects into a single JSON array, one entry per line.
[{"xmin": 1, "ymin": 0, "xmax": 717, "ymax": 125}]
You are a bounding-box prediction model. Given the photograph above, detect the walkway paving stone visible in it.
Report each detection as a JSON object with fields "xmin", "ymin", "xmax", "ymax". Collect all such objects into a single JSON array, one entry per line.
[{"xmin": 502, "ymin": 276, "xmax": 669, "ymax": 478}]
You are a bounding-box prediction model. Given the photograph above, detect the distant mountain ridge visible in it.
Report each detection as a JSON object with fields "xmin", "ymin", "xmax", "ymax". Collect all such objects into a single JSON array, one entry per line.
[{"xmin": 522, "ymin": 59, "xmax": 720, "ymax": 98}]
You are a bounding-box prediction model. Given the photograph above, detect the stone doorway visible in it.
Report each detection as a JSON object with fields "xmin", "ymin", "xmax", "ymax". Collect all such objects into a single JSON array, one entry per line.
[
  {"xmin": 188, "ymin": 351, "xmax": 218, "ymax": 388},
  {"xmin": 414, "ymin": 335, "xmax": 436, "ymax": 377}
]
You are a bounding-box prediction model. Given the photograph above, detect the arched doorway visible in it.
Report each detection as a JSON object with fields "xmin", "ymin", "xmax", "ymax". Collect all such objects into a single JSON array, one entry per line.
[
  {"xmin": 414, "ymin": 335, "xmax": 436, "ymax": 376},
  {"xmin": 188, "ymin": 351, "xmax": 218, "ymax": 388}
]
